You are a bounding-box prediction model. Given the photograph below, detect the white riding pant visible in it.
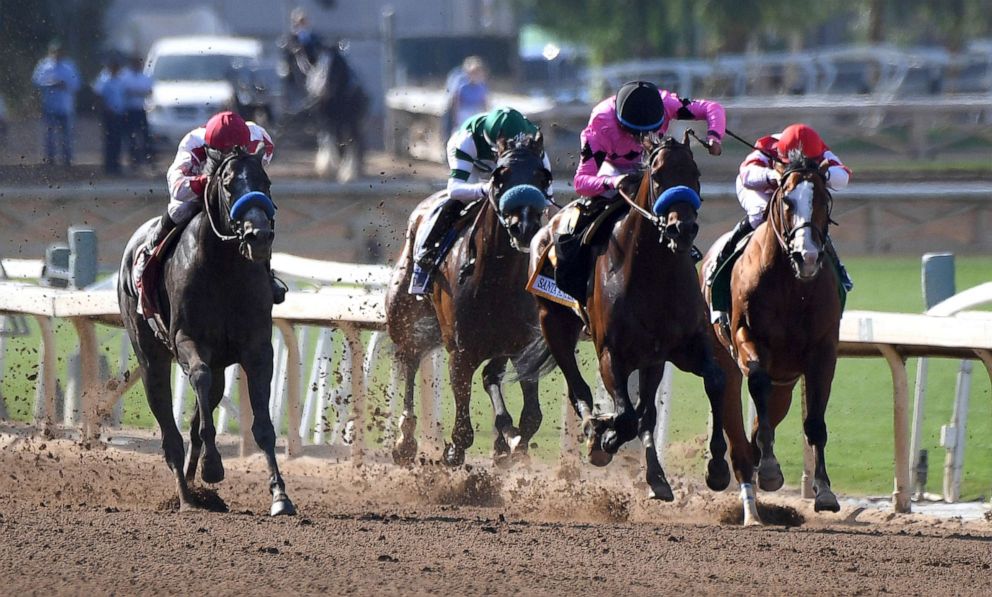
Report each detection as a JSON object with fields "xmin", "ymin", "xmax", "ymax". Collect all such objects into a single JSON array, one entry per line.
[
  {"xmin": 167, "ymin": 197, "xmax": 203, "ymax": 225},
  {"xmin": 736, "ymin": 178, "xmax": 771, "ymax": 229}
]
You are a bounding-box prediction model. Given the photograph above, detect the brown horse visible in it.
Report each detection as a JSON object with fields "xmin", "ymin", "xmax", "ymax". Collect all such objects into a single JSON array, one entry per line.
[
  {"xmin": 700, "ymin": 151, "xmax": 842, "ymax": 525},
  {"xmin": 519, "ymin": 134, "xmax": 730, "ymax": 500},
  {"xmin": 385, "ymin": 134, "xmax": 552, "ymax": 466}
]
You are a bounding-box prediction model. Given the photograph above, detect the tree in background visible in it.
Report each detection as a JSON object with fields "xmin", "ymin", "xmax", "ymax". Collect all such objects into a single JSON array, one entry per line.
[{"xmin": 0, "ymin": 0, "xmax": 111, "ymax": 115}]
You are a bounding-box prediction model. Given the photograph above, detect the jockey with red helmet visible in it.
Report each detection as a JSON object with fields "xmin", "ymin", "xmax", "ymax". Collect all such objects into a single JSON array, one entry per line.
[
  {"xmin": 707, "ymin": 123, "xmax": 853, "ymax": 297},
  {"xmin": 134, "ymin": 111, "xmax": 285, "ymax": 305}
]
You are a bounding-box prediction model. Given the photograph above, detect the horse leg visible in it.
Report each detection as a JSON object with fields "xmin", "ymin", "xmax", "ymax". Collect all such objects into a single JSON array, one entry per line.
[
  {"xmin": 174, "ymin": 338, "xmax": 224, "ymax": 485},
  {"xmin": 671, "ymin": 333, "xmax": 731, "ymax": 491},
  {"xmin": 637, "ymin": 364, "xmax": 673, "ymax": 501},
  {"xmin": 749, "ymin": 380, "xmax": 793, "ymax": 493},
  {"xmin": 392, "ymin": 354, "xmax": 420, "ymax": 466},
  {"xmin": 185, "ymin": 366, "xmax": 226, "ymax": 484},
  {"xmin": 539, "ymin": 303, "xmax": 607, "ymax": 464},
  {"xmin": 141, "ymin": 354, "xmax": 197, "ymax": 510},
  {"xmin": 805, "ymin": 346, "xmax": 840, "ymax": 513},
  {"xmin": 598, "ymin": 349, "xmax": 637, "ymax": 454},
  {"xmin": 243, "ymin": 346, "xmax": 296, "ymax": 516},
  {"xmin": 511, "ymin": 354, "xmax": 542, "ymax": 462},
  {"xmin": 443, "ymin": 353, "xmax": 476, "ymax": 467},
  {"xmin": 482, "ymin": 357, "xmax": 516, "ymax": 465}
]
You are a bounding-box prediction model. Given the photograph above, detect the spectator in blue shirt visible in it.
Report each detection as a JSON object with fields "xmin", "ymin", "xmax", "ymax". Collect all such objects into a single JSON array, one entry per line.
[
  {"xmin": 31, "ymin": 40, "xmax": 81, "ymax": 166},
  {"xmin": 123, "ymin": 55, "xmax": 154, "ymax": 168},
  {"xmin": 93, "ymin": 55, "xmax": 128, "ymax": 175}
]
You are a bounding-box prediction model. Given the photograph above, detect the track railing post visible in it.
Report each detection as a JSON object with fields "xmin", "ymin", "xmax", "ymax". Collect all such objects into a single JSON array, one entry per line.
[
  {"xmin": 274, "ymin": 319, "xmax": 303, "ymax": 457},
  {"xmin": 878, "ymin": 343, "xmax": 911, "ymax": 513}
]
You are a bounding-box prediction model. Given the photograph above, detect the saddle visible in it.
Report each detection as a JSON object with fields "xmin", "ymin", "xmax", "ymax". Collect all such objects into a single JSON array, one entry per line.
[
  {"xmin": 408, "ymin": 198, "xmax": 485, "ymax": 295},
  {"xmin": 135, "ymin": 223, "xmax": 186, "ymax": 344},
  {"xmin": 552, "ymin": 197, "xmax": 627, "ymax": 304}
]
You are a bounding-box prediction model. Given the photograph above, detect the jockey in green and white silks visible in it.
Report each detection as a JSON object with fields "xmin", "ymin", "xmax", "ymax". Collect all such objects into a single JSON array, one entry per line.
[{"xmin": 411, "ymin": 107, "xmax": 554, "ymax": 281}]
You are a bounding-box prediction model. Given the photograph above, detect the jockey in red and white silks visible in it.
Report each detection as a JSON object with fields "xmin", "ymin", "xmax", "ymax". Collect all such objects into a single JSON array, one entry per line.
[
  {"xmin": 166, "ymin": 115, "xmax": 274, "ymax": 226},
  {"xmin": 573, "ymin": 80, "xmax": 725, "ymax": 198},
  {"xmin": 736, "ymin": 123, "xmax": 850, "ymax": 229}
]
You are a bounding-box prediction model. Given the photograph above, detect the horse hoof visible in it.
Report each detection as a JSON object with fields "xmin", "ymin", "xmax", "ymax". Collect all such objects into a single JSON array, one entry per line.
[
  {"xmin": 601, "ymin": 428, "xmax": 623, "ymax": 454},
  {"xmin": 270, "ymin": 497, "xmax": 297, "ymax": 517},
  {"xmin": 647, "ymin": 481, "xmax": 674, "ymax": 501},
  {"xmin": 586, "ymin": 435, "xmax": 613, "ymax": 467},
  {"xmin": 443, "ymin": 444, "xmax": 465, "ymax": 467},
  {"xmin": 706, "ymin": 458, "xmax": 732, "ymax": 491},
  {"xmin": 757, "ymin": 459, "xmax": 784, "ymax": 492},
  {"xmin": 178, "ymin": 500, "xmax": 204, "ymax": 513},
  {"xmin": 391, "ymin": 440, "xmax": 418, "ymax": 466},
  {"xmin": 814, "ymin": 490, "xmax": 840, "ymax": 513},
  {"xmin": 200, "ymin": 451, "xmax": 225, "ymax": 485},
  {"xmin": 505, "ymin": 432, "xmax": 523, "ymax": 453}
]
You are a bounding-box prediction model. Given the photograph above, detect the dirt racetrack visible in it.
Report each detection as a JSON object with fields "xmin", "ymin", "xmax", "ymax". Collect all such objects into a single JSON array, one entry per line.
[{"xmin": 1, "ymin": 426, "xmax": 990, "ymax": 596}]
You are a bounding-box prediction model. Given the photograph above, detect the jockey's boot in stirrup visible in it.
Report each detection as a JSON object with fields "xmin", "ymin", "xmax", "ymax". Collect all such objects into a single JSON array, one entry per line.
[
  {"xmin": 414, "ymin": 200, "xmax": 462, "ymax": 271},
  {"xmin": 825, "ymin": 235, "xmax": 854, "ymax": 292},
  {"xmin": 270, "ymin": 268, "xmax": 288, "ymax": 304},
  {"xmin": 134, "ymin": 215, "xmax": 175, "ymax": 284},
  {"xmin": 707, "ymin": 216, "xmax": 753, "ymax": 287}
]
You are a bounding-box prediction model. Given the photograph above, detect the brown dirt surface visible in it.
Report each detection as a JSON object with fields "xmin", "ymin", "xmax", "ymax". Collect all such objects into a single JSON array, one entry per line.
[{"xmin": 1, "ymin": 426, "xmax": 990, "ymax": 596}]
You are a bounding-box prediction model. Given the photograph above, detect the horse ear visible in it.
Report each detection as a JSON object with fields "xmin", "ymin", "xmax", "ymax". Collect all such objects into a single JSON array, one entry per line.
[
  {"xmin": 495, "ymin": 136, "xmax": 509, "ymax": 155},
  {"xmin": 253, "ymin": 143, "xmax": 266, "ymax": 160},
  {"xmin": 534, "ymin": 129, "xmax": 544, "ymax": 151},
  {"xmin": 818, "ymin": 158, "xmax": 831, "ymax": 175},
  {"xmin": 681, "ymin": 129, "xmax": 691, "ymax": 146}
]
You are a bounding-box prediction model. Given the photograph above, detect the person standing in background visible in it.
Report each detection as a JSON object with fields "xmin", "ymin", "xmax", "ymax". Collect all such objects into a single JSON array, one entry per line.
[
  {"xmin": 443, "ymin": 56, "xmax": 489, "ymax": 140},
  {"xmin": 93, "ymin": 55, "xmax": 128, "ymax": 175},
  {"xmin": 31, "ymin": 40, "xmax": 81, "ymax": 167},
  {"xmin": 123, "ymin": 55, "xmax": 154, "ymax": 170}
]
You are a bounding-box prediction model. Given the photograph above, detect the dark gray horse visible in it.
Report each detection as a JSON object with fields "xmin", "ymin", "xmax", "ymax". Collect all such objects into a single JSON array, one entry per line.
[{"xmin": 118, "ymin": 146, "xmax": 294, "ymax": 516}]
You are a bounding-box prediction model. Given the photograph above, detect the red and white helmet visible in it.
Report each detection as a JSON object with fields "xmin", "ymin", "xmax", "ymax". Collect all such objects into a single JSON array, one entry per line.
[
  {"xmin": 776, "ymin": 123, "xmax": 826, "ymax": 161},
  {"xmin": 204, "ymin": 111, "xmax": 250, "ymax": 152}
]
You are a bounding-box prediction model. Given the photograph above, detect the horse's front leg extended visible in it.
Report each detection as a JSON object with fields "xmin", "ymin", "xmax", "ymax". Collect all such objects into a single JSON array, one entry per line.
[
  {"xmin": 184, "ymin": 367, "xmax": 225, "ymax": 484},
  {"xmin": 805, "ymin": 345, "xmax": 840, "ymax": 513},
  {"xmin": 243, "ymin": 345, "xmax": 295, "ymax": 516},
  {"xmin": 510, "ymin": 354, "xmax": 542, "ymax": 461},
  {"xmin": 737, "ymin": 325, "xmax": 784, "ymax": 492},
  {"xmin": 637, "ymin": 364, "xmax": 672, "ymax": 501},
  {"xmin": 598, "ymin": 349, "xmax": 637, "ymax": 454},
  {"xmin": 482, "ymin": 357, "xmax": 518, "ymax": 464},
  {"xmin": 175, "ymin": 337, "xmax": 224, "ymax": 485}
]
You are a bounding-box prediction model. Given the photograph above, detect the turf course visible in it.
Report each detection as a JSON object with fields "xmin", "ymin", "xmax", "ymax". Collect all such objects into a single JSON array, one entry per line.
[{"xmin": 1, "ymin": 256, "xmax": 989, "ymax": 499}]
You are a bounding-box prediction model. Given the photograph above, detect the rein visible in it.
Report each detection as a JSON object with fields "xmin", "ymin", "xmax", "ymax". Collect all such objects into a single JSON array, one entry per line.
[
  {"xmin": 723, "ymin": 128, "xmax": 787, "ymax": 165},
  {"xmin": 204, "ymin": 156, "xmax": 241, "ymax": 243}
]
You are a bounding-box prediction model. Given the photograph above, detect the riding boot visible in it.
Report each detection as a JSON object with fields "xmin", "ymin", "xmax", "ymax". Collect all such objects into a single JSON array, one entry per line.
[
  {"xmin": 270, "ymin": 268, "xmax": 288, "ymax": 304},
  {"xmin": 825, "ymin": 234, "xmax": 854, "ymax": 292},
  {"xmin": 134, "ymin": 211, "xmax": 176, "ymax": 285},
  {"xmin": 414, "ymin": 199, "xmax": 463, "ymax": 271},
  {"xmin": 706, "ymin": 216, "xmax": 753, "ymax": 288}
]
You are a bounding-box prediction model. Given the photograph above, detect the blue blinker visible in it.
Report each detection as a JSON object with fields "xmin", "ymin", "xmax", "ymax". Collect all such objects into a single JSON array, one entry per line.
[
  {"xmin": 652, "ymin": 185, "xmax": 701, "ymax": 215},
  {"xmin": 498, "ymin": 184, "xmax": 549, "ymax": 213},
  {"xmin": 230, "ymin": 191, "xmax": 276, "ymax": 220}
]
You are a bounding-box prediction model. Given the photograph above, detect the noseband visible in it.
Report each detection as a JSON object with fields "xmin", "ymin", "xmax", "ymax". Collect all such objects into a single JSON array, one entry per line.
[
  {"xmin": 618, "ymin": 138, "xmax": 699, "ymax": 244},
  {"xmin": 203, "ymin": 152, "xmax": 275, "ymax": 244},
  {"xmin": 769, "ymin": 163, "xmax": 832, "ymax": 255}
]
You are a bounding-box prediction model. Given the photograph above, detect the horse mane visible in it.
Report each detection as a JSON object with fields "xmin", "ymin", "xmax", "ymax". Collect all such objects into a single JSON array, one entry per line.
[
  {"xmin": 496, "ymin": 132, "xmax": 543, "ymax": 160},
  {"xmin": 783, "ymin": 149, "xmax": 820, "ymax": 176}
]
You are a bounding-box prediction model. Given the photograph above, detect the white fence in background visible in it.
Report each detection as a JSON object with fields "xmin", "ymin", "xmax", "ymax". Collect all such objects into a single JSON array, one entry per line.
[{"xmin": 2, "ymin": 256, "xmax": 991, "ymax": 514}]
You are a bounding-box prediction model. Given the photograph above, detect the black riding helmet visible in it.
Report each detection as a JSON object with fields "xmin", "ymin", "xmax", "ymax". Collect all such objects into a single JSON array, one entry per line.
[{"xmin": 615, "ymin": 80, "xmax": 665, "ymax": 132}]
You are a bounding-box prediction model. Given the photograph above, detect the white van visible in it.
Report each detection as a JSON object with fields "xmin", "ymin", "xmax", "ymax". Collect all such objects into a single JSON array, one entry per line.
[{"xmin": 144, "ymin": 36, "xmax": 269, "ymax": 145}]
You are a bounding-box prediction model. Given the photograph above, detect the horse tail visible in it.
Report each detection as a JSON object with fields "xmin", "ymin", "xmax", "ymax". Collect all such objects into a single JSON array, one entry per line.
[{"xmin": 507, "ymin": 331, "xmax": 557, "ymax": 383}]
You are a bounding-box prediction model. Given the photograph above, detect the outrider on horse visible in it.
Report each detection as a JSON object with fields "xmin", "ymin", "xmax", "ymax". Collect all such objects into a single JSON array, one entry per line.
[
  {"xmin": 118, "ymin": 144, "xmax": 295, "ymax": 516},
  {"xmin": 518, "ymin": 133, "xmax": 731, "ymax": 500},
  {"xmin": 701, "ymin": 149, "xmax": 845, "ymax": 525},
  {"xmin": 385, "ymin": 132, "xmax": 552, "ymax": 466},
  {"xmin": 280, "ymin": 9, "xmax": 368, "ymax": 182}
]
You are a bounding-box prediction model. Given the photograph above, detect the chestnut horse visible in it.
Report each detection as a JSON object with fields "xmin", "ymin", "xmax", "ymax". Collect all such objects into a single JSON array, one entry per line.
[
  {"xmin": 386, "ymin": 134, "xmax": 552, "ymax": 466},
  {"xmin": 520, "ymin": 134, "xmax": 730, "ymax": 500},
  {"xmin": 700, "ymin": 151, "xmax": 842, "ymax": 525}
]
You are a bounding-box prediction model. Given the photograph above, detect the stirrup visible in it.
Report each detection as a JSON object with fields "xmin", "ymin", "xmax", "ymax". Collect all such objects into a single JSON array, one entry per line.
[{"xmin": 271, "ymin": 273, "xmax": 288, "ymax": 304}]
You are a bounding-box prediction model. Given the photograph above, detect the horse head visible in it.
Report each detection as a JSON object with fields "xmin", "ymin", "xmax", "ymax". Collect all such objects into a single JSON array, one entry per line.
[
  {"xmin": 622, "ymin": 134, "xmax": 702, "ymax": 253},
  {"xmin": 769, "ymin": 149, "xmax": 832, "ymax": 280},
  {"xmin": 204, "ymin": 144, "xmax": 276, "ymax": 263},
  {"xmin": 491, "ymin": 132, "xmax": 552, "ymax": 252}
]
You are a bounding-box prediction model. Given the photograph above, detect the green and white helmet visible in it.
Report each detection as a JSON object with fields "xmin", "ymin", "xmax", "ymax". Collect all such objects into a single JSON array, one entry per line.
[{"xmin": 481, "ymin": 107, "xmax": 534, "ymax": 145}]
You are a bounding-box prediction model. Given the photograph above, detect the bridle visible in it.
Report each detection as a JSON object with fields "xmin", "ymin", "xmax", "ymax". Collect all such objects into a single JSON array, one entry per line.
[
  {"xmin": 768, "ymin": 161, "xmax": 833, "ymax": 258},
  {"xmin": 617, "ymin": 137, "xmax": 699, "ymax": 244},
  {"xmin": 203, "ymin": 151, "xmax": 275, "ymax": 245}
]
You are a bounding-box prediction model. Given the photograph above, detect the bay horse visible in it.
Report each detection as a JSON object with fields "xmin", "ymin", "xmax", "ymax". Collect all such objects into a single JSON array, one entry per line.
[
  {"xmin": 118, "ymin": 145, "xmax": 295, "ymax": 516},
  {"xmin": 520, "ymin": 133, "xmax": 730, "ymax": 500},
  {"xmin": 385, "ymin": 133, "xmax": 552, "ymax": 466},
  {"xmin": 700, "ymin": 151, "xmax": 842, "ymax": 525}
]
